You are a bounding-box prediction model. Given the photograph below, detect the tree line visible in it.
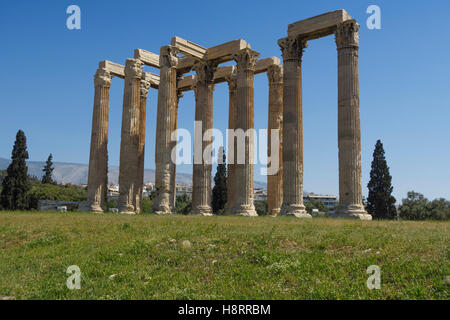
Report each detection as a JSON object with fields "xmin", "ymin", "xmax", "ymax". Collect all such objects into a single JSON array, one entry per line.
[
  {"xmin": 0, "ymin": 130, "xmax": 86, "ymax": 210},
  {"xmin": 366, "ymin": 140, "xmax": 449, "ymax": 220}
]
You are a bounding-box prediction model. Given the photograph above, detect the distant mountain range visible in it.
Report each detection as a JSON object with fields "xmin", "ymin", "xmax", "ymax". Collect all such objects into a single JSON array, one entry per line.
[{"xmin": 0, "ymin": 157, "xmax": 267, "ymax": 189}]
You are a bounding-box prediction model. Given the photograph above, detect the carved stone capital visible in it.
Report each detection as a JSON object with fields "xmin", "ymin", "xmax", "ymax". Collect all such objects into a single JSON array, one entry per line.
[
  {"xmin": 94, "ymin": 68, "xmax": 112, "ymax": 87},
  {"xmin": 177, "ymin": 90, "xmax": 184, "ymax": 102},
  {"xmin": 233, "ymin": 48, "xmax": 259, "ymax": 72},
  {"xmin": 124, "ymin": 58, "xmax": 143, "ymax": 79},
  {"xmin": 335, "ymin": 20, "xmax": 360, "ymax": 49},
  {"xmin": 159, "ymin": 45, "xmax": 179, "ymax": 69},
  {"xmin": 278, "ymin": 36, "xmax": 307, "ymax": 62},
  {"xmin": 225, "ymin": 69, "xmax": 238, "ymax": 91},
  {"xmin": 193, "ymin": 61, "xmax": 217, "ymax": 85},
  {"xmin": 267, "ymin": 64, "xmax": 283, "ymax": 84},
  {"xmin": 140, "ymin": 78, "xmax": 151, "ymax": 98}
]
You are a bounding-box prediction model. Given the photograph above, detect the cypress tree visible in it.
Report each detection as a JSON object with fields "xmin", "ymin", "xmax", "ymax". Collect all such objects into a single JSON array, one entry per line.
[
  {"xmin": 211, "ymin": 147, "xmax": 227, "ymax": 214},
  {"xmin": 42, "ymin": 153, "xmax": 55, "ymax": 184},
  {"xmin": 367, "ymin": 140, "xmax": 397, "ymax": 219},
  {"xmin": 0, "ymin": 130, "xmax": 31, "ymax": 210}
]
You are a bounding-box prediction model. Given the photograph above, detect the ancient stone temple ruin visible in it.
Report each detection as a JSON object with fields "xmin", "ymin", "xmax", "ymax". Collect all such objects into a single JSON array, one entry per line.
[{"xmin": 81, "ymin": 9, "xmax": 372, "ymax": 220}]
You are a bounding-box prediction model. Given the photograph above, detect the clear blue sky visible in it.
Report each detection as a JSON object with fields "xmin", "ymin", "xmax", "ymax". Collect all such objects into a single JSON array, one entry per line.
[{"xmin": 1, "ymin": 0, "xmax": 449, "ymax": 202}]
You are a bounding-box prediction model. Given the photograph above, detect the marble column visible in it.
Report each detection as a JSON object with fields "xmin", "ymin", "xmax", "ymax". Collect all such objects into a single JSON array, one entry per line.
[
  {"xmin": 169, "ymin": 89, "xmax": 182, "ymax": 211},
  {"xmin": 118, "ymin": 58, "xmax": 143, "ymax": 214},
  {"xmin": 191, "ymin": 61, "xmax": 216, "ymax": 215},
  {"xmin": 134, "ymin": 77, "xmax": 151, "ymax": 213},
  {"xmin": 335, "ymin": 20, "xmax": 371, "ymax": 220},
  {"xmin": 267, "ymin": 64, "xmax": 284, "ymax": 216},
  {"xmin": 225, "ymin": 69, "xmax": 238, "ymax": 214},
  {"xmin": 232, "ymin": 48, "xmax": 259, "ymax": 216},
  {"xmin": 85, "ymin": 68, "xmax": 112, "ymax": 213},
  {"xmin": 153, "ymin": 46, "xmax": 178, "ymax": 214},
  {"xmin": 278, "ymin": 37, "xmax": 311, "ymax": 218}
]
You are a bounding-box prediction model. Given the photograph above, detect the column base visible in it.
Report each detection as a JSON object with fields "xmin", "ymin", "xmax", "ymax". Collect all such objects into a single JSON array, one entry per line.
[
  {"xmin": 280, "ymin": 204, "xmax": 312, "ymax": 218},
  {"xmin": 233, "ymin": 204, "xmax": 258, "ymax": 216},
  {"xmin": 78, "ymin": 201, "xmax": 103, "ymax": 213},
  {"xmin": 153, "ymin": 195, "xmax": 173, "ymax": 214},
  {"xmin": 334, "ymin": 204, "xmax": 372, "ymax": 220},
  {"xmin": 153, "ymin": 205, "xmax": 173, "ymax": 215},
  {"xmin": 268, "ymin": 208, "xmax": 281, "ymax": 216},
  {"xmin": 118, "ymin": 204, "xmax": 135, "ymax": 215},
  {"xmin": 154, "ymin": 210, "xmax": 173, "ymax": 215},
  {"xmin": 192, "ymin": 205, "xmax": 213, "ymax": 216}
]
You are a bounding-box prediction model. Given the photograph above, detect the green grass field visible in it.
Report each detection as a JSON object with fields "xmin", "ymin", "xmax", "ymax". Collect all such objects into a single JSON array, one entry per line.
[{"xmin": 0, "ymin": 211, "xmax": 448, "ymax": 299}]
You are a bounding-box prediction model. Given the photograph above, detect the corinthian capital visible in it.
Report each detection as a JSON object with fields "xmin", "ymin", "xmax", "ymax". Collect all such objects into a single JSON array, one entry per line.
[
  {"xmin": 267, "ymin": 64, "xmax": 283, "ymax": 84},
  {"xmin": 193, "ymin": 61, "xmax": 217, "ymax": 85},
  {"xmin": 278, "ymin": 36, "xmax": 307, "ymax": 62},
  {"xmin": 94, "ymin": 68, "xmax": 112, "ymax": 87},
  {"xmin": 233, "ymin": 48, "xmax": 259, "ymax": 72},
  {"xmin": 124, "ymin": 58, "xmax": 143, "ymax": 79},
  {"xmin": 159, "ymin": 45, "xmax": 179, "ymax": 69},
  {"xmin": 225, "ymin": 68, "xmax": 237, "ymax": 92},
  {"xmin": 335, "ymin": 20, "xmax": 360, "ymax": 49},
  {"xmin": 140, "ymin": 78, "xmax": 151, "ymax": 98}
]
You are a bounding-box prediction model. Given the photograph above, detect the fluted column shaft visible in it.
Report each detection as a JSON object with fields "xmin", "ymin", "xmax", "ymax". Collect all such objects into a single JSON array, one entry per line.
[
  {"xmin": 170, "ymin": 89, "xmax": 182, "ymax": 211},
  {"xmin": 154, "ymin": 46, "xmax": 178, "ymax": 214},
  {"xmin": 135, "ymin": 77, "xmax": 150, "ymax": 213},
  {"xmin": 226, "ymin": 70, "xmax": 237, "ymax": 214},
  {"xmin": 278, "ymin": 37, "xmax": 311, "ymax": 218},
  {"xmin": 192, "ymin": 61, "xmax": 216, "ymax": 215},
  {"xmin": 118, "ymin": 59, "xmax": 143, "ymax": 214},
  {"xmin": 335, "ymin": 20, "xmax": 371, "ymax": 220},
  {"xmin": 232, "ymin": 48, "xmax": 259, "ymax": 216},
  {"xmin": 267, "ymin": 64, "xmax": 284, "ymax": 216},
  {"xmin": 86, "ymin": 68, "xmax": 112, "ymax": 212}
]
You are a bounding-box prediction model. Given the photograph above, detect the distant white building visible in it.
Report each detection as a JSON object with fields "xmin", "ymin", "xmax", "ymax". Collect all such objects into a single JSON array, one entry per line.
[
  {"xmin": 303, "ymin": 193, "xmax": 337, "ymax": 211},
  {"xmin": 254, "ymin": 188, "xmax": 267, "ymax": 202},
  {"xmin": 107, "ymin": 184, "xmax": 119, "ymax": 198},
  {"xmin": 176, "ymin": 184, "xmax": 192, "ymax": 200}
]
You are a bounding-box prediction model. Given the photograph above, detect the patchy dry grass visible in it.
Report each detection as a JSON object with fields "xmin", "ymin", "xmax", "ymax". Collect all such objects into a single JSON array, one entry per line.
[{"xmin": 0, "ymin": 211, "xmax": 448, "ymax": 299}]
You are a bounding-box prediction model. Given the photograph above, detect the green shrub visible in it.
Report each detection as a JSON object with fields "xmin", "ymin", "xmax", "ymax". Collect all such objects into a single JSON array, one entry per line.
[
  {"xmin": 305, "ymin": 199, "xmax": 329, "ymax": 214},
  {"xmin": 399, "ymin": 191, "xmax": 450, "ymax": 220},
  {"xmin": 254, "ymin": 200, "xmax": 268, "ymax": 215},
  {"xmin": 27, "ymin": 183, "xmax": 87, "ymax": 210}
]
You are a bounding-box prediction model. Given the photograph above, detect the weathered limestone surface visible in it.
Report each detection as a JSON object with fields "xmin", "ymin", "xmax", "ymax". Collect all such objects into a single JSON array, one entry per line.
[
  {"xmin": 278, "ymin": 37, "xmax": 311, "ymax": 218},
  {"xmin": 142, "ymin": 71, "xmax": 160, "ymax": 89},
  {"xmin": 178, "ymin": 75, "xmax": 196, "ymax": 92},
  {"xmin": 85, "ymin": 67, "xmax": 112, "ymax": 213},
  {"xmin": 134, "ymin": 49, "xmax": 160, "ymax": 68},
  {"xmin": 335, "ymin": 20, "xmax": 371, "ymax": 220},
  {"xmin": 171, "ymin": 36, "xmax": 207, "ymax": 59},
  {"xmin": 86, "ymin": 10, "xmax": 369, "ymax": 221},
  {"xmin": 118, "ymin": 59, "xmax": 143, "ymax": 214},
  {"xmin": 177, "ymin": 56, "xmax": 196, "ymax": 72},
  {"xmin": 134, "ymin": 77, "xmax": 151, "ymax": 213},
  {"xmin": 176, "ymin": 66, "xmax": 234, "ymax": 91},
  {"xmin": 267, "ymin": 64, "xmax": 284, "ymax": 216},
  {"xmin": 192, "ymin": 61, "xmax": 216, "ymax": 215},
  {"xmin": 288, "ymin": 9, "xmax": 351, "ymax": 40},
  {"xmin": 153, "ymin": 46, "xmax": 178, "ymax": 214},
  {"xmin": 169, "ymin": 88, "xmax": 182, "ymax": 210},
  {"xmin": 225, "ymin": 68, "xmax": 238, "ymax": 214},
  {"xmin": 207, "ymin": 40, "xmax": 250, "ymax": 63},
  {"xmin": 232, "ymin": 48, "xmax": 259, "ymax": 216},
  {"xmin": 254, "ymin": 57, "xmax": 281, "ymax": 74},
  {"xmin": 98, "ymin": 60, "xmax": 125, "ymax": 78}
]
